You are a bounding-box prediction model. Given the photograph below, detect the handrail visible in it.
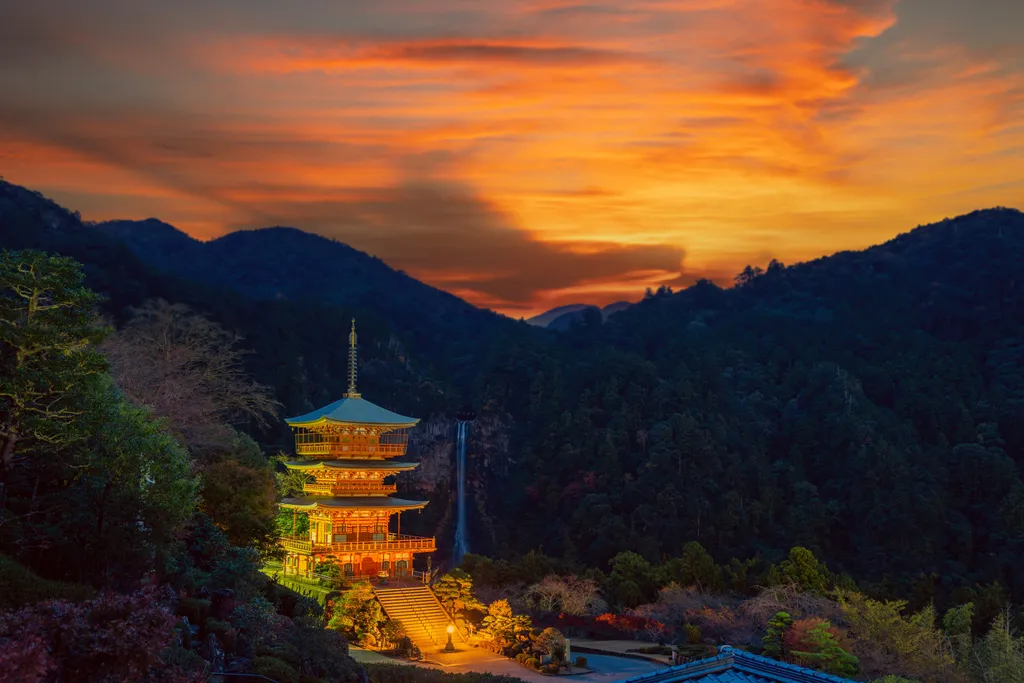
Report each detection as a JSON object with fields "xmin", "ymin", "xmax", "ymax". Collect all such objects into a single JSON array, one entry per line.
[
  {"xmin": 399, "ymin": 585, "xmax": 438, "ymax": 646},
  {"xmin": 295, "ymin": 442, "xmax": 408, "ymax": 457},
  {"xmin": 280, "ymin": 535, "xmax": 436, "ymax": 555},
  {"xmin": 428, "ymin": 587, "xmax": 470, "ymax": 644},
  {"xmin": 303, "ymin": 481, "xmax": 398, "ymax": 496}
]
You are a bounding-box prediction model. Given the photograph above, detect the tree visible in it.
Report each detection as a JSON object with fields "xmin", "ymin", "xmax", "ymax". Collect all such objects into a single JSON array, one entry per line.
[
  {"xmin": 608, "ymin": 551, "xmax": 658, "ymax": 608},
  {"xmin": 481, "ymin": 599, "xmax": 531, "ymax": 653},
  {"xmin": 788, "ymin": 618, "xmax": 859, "ymax": 677},
  {"xmin": 101, "ymin": 299, "xmax": 276, "ymax": 454},
  {"xmin": 767, "ymin": 547, "xmax": 830, "ymax": 593},
  {"xmin": 433, "ymin": 569, "xmax": 484, "ymax": 617},
  {"xmin": 328, "ymin": 581, "xmax": 383, "ymax": 642},
  {"xmin": 67, "ymin": 378, "xmax": 197, "ymax": 585},
  {"xmin": 200, "ymin": 433, "xmax": 277, "ymax": 550},
  {"xmin": 734, "ymin": 265, "xmax": 764, "ymax": 287},
  {"xmin": 0, "ymin": 250, "xmax": 107, "ymax": 488},
  {"xmin": 533, "ymin": 627, "xmax": 566, "ymax": 660},
  {"xmin": 942, "ymin": 602, "xmax": 974, "ymax": 664},
  {"xmin": 969, "ymin": 610, "xmax": 1024, "ymax": 683},
  {"xmin": 839, "ymin": 592, "xmax": 957, "ymax": 682},
  {"xmin": 763, "ymin": 611, "xmax": 793, "ymax": 660},
  {"xmin": 0, "ymin": 587, "xmax": 203, "ymax": 682}
]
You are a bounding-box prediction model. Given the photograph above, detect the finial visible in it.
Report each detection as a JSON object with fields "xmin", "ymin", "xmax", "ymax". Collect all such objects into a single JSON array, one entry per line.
[{"xmin": 345, "ymin": 318, "xmax": 361, "ymax": 398}]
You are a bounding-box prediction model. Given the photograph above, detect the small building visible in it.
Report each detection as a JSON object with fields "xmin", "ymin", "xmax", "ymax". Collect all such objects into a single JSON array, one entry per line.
[
  {"xmin": 278, "ymin": 320, "xmax": 435, "ymax": 581},
  {"xmin": 617, "ymin": 646, "xmax": 858, "ymax": 683}
]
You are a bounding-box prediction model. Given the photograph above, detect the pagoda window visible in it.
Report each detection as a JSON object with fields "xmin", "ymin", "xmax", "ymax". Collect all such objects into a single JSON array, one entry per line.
[
  {"xmin": 396, "ymin": 560, "xmax": 408, "ymax": 577},
  {"xmin": 343, "ymin": 563, "xmax": 354, "ymax": 577},
  {"xmin": 381, "ymin": 560, "xmax": 390, "ymax": 573}
]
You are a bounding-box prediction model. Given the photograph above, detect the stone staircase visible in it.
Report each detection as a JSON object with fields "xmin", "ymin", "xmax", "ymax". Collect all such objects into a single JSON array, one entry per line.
[{"xmin": 374, "ymin": 585, "xmax": 463, "ymax": 652}]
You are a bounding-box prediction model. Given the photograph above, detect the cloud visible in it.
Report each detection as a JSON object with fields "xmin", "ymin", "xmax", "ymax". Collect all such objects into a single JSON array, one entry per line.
[
  {"xmin": 1, "ymin": 0, "xmax": 1023, "ymax": 315},
  {"xmin": 224, "ymin": 180, "xmax": 686, "ymax": 307}
]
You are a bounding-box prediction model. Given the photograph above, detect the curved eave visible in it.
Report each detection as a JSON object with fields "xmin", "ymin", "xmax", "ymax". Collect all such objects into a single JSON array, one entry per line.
[
  {"xmin": 285, "ymin": 397, "xmax": 419, "ymax": 428},
  {"xmin": 288, "ymin": 417, "xmax": 420, "ymax": 429},
  {"xmin": 279, "ymin": 496, "xmax": 428, "ymax": 511},
  {"xmin": 283, "ymin": 460, "xmax": 418, "ymax": 472}
]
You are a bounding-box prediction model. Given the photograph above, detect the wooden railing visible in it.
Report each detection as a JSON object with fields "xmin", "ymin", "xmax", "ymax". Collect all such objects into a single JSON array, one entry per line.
[
  {"xmin": 303, "ymin": 481, "xmax": 398, "ymax": 496},
  {"xmin": 280, "ymin": 534, "xmax": 435, "ymax": 555},
  {"xmin": 294, "ymin": 442, "xmax": 408, "ymax": 457}
]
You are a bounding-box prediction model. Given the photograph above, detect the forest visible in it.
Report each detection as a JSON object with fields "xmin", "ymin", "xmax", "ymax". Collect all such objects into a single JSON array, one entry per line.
[{"xmin": 3, "ymin": 179, "xmax": 1024, "ymax": 679}]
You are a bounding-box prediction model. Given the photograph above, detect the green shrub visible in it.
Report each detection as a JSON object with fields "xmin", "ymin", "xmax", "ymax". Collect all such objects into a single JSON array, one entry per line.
[
  {"xmin": 574, "ymin": 656, "xmax": 587, "ymax": 668},
  {"xmin": 178, "ymin": 597, "xmax": 211, "ymax": 625},
  {"xmin": 253, "ymin": 655, "xmax": 300, "ymax": 683},
  {"xmin": 174, "ymin": 620, "xmax": 192, "ymax": 649},
  {"xmin": 541, "ymin": 664, "xmax": 560, "ymax": 674},
  {"xmin": 205, "ymin": 618, "xmax": 237, "ymax": 652},
  {"xmin": 0, "ymin": 554, "xmax": 93, "ymax": 609},
  {"xmin": 526, "ymin": 657, "xmax": 540, "ymax": 670},
  {"xmin": 365, "ymin": 663, "xmax": 528, "ymax": 683},
  {"xmin": 684, "ymin": 623, "xmax": 702, "ymax": 645}
]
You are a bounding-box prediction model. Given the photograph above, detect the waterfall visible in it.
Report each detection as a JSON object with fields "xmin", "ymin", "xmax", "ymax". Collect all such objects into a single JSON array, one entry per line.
[{"xmin": 453, "ymin": 420, "xmax": 470, "ymax": 565}]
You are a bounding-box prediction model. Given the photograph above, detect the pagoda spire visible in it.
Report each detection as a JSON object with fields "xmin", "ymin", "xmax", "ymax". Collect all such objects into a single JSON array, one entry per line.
[{"xmin": 345, "ymin": 318, "xmax": 361, "ymax": 398}]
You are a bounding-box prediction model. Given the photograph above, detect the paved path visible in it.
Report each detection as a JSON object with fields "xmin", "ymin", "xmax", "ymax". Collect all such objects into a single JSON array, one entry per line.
[{"xmin": 351, "ymin": 647, "xmax": 665, "ymax": 683}]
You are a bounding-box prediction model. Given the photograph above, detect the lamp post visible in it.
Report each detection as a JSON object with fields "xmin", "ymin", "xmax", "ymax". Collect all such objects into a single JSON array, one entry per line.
[{"xmin": 444, "ymin": 623, "xmax": 455, "ymax": 652}]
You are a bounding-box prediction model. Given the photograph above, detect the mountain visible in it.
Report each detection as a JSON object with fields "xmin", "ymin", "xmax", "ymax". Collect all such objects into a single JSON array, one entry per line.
[
  {"xmin": 526, "ymin": 304, "xmax": 594, "ymax": 327},
  {"xmin": 94, "ymin": 219, "xmax": 513, "ymax": 363},
  {"xmin": 7, "ymin": 179, "xmax": 1024, "ymax": 606},
  {"xmin": 527, "ymin": 301, "xmax": 633, "ymax": 330},
  {"xmin": 600, "ymin": 301, "xmax": 632, "ymax": 319}
]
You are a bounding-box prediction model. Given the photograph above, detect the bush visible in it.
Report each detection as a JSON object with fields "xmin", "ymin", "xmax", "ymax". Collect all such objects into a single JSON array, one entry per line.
[
  {"xmin": 684, "ymin": 623, "xmax": 702, "ymax": 645},
  {"xmin": 253, "ymin": 655, "xmax": 300, "ymax": 683},
  {"xmin": 526, "ymin": 657, "xmax": 540, "ymax": 670},
  {"xmin": 574, "ymin": 656, "xmax": 587, "ymax": 668},
  {"xmin": 365, "ymin": 663, "xmax": 527, "ymax": 683},
  {"xmin": 541, "ymin": 664, "xmax": 560, "ymax": 674},
  {"xmin": 205, "ymin": 618, "xmax": 238, "ymax": 653},
  {"xmin": 174, "ymin": 619, "xmax": 192, "ymax": 649},
  {"xmin": 178, "ymin": 597, "xmax": 211, "ymax": 625},
  {"xmin": 0, "ymin": 554, "xmax": 94, "ymax": 609}
]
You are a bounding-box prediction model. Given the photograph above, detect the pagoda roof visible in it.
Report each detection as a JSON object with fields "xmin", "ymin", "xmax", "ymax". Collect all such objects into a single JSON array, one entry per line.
[
  {"xmin": 618, "ymin": 646, "xmax": 856, "ymax": 683},
  {"xmin": 283, "ymin": 459, "xmax": 418, "ymax": 471},
  {"xmin": 279, "ymin": 496, "xmax": 428, "ymax": 511},
  {"xmin": 285, "ymin": 396, "xmax": 419, "ymax": 428}
]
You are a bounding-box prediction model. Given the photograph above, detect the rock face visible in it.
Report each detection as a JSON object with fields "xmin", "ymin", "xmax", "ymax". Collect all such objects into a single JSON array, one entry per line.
[{"xmin": 399, "ymin": 411, "xmax": 512, "ymax": 561}]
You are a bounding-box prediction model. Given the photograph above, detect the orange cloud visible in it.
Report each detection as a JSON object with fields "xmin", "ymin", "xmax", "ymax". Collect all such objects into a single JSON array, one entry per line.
[{"xmin": 1, "ymin": 0, "xmax": 1023, "ymax": 315}]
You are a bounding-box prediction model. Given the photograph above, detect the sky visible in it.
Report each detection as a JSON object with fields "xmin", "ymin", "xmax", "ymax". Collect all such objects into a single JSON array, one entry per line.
[{"xmin": 1, "ymin": 1, "xmax": 1022, "ymax": 317}]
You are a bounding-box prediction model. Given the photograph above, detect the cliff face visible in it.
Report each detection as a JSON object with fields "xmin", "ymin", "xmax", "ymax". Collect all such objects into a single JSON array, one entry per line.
[{"xmin": 397, "ymin": 412, "xmax": 513, "ymax": 565}]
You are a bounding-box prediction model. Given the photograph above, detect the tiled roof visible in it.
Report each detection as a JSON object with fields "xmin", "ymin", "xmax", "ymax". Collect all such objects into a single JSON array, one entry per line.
[
  {"xmin": 283, "ymin": 459, "xmax": 418, "ymax": 471},
  {"xmin": 286, "ymin": 397, "xmax": 419, "ymax": 427},
  {"xmin": 279, "ymin": 496, "xmax": 428, "ymax": 510},
  {"xmin": 617, "ymin": 647, "xmax": 857, "ymax": 683}
]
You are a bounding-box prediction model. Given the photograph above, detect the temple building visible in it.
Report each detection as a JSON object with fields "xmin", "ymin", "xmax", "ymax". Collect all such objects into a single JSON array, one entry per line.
[
  {"xmin": 279, "ymin": 320, "xmax": 435, "ymax": 580},
  {"xmin": 617, "ymin": 646, "xmax": 857, "ymax": 683}
]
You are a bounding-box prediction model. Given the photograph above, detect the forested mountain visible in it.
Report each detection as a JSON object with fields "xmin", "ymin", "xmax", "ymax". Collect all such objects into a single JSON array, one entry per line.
[
  {"xmin": 4, "ymin": 179, "xmax": 1024, "ymax": 611},
  {"xmin": 95, "ymin": 219, "xmax": 509, "ymax": 362}
]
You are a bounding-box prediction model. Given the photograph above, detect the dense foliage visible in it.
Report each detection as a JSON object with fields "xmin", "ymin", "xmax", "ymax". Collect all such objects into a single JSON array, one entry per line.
[
  {"xmin": 5, "ymin": 181, "xmax": 1024, "ymax": 621},
  {"xmin": 0, "ymin": 247, "xmax": 365, "ymax": 681}
]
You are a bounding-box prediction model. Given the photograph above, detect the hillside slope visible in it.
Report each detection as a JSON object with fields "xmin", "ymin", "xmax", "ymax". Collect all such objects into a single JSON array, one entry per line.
[{"xmin": 7, "ymin": 180, "xmax": 1024, "ymax": 603}]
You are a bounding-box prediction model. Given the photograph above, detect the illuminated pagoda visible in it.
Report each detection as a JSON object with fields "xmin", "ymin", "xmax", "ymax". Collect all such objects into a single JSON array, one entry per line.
[{"xmin": 279, "ymin": 320, "xmax": 435, "ymax": 580}]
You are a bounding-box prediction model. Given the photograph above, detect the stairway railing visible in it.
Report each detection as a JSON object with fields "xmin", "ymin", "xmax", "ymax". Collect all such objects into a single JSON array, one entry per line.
[{"xmin": 384, "ymin": 588, "xmax": 438, "ymax": 647}]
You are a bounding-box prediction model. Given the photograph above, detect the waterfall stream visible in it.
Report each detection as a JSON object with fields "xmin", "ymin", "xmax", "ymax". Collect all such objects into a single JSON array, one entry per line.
[{"xmin": 453, "ymin": 420, "xmax": 470, "ymax": 565}]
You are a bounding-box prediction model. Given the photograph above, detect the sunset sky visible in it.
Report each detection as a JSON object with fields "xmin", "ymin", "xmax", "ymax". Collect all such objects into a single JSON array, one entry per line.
[{"xmin": 2, "ymin": 1, "xmax": 1023, "ymax": 317}]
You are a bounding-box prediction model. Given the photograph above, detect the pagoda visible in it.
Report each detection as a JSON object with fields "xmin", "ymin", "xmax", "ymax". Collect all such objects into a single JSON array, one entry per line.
[{"xmin": 279, "ymin": 320, "xmax": 435, "ymax": 580}]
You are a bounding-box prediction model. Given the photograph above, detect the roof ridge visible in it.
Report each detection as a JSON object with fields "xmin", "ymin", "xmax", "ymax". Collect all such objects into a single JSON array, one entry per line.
[{"xmin": 614, "ymin": 646, "xmax": 858, "ymax": 683}]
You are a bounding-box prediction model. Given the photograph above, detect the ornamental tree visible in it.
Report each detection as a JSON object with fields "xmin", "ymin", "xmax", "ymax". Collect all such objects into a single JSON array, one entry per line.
[{"xmin": 0, "ymin": 249, "xmax": 107, "ymax": 482}]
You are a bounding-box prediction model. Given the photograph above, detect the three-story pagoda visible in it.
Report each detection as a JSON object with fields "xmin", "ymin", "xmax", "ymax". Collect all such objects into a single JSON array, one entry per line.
[{"xmin": 280, "ymin": 320, "xmax": 435, "ymax": 580}]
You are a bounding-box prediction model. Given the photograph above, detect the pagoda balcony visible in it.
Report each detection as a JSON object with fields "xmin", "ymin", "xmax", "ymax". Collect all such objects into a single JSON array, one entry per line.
[
  {"xmin": 302, "ymin": 481, "xmax": 398, "ymax": 496},
  {"xmin": 280, "ymin": 533, "xmax": 436, "ymax": 555},
  {"xmin": 294, "ymin": 442, "xmax": 409, "ymax": 458}
]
